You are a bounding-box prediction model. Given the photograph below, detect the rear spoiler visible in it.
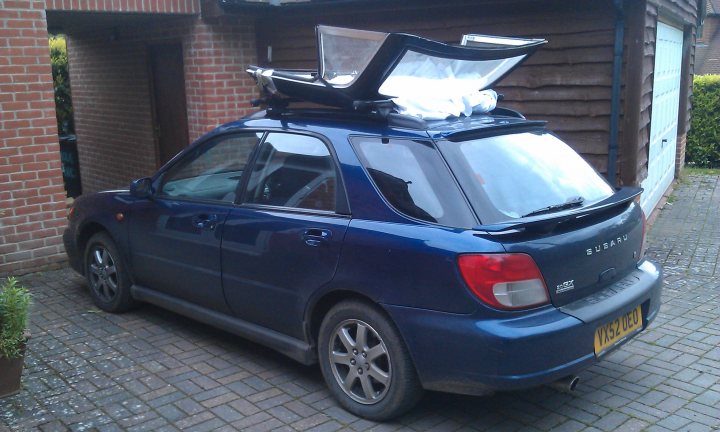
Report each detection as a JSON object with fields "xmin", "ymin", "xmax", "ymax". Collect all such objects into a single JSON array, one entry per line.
[{"xmin": 474, "ymin": 187, "xmax": 642, "ymax": 234}]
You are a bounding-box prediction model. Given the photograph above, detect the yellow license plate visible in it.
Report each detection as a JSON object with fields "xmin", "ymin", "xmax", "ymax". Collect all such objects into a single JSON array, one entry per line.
[{"xmin": 594, "ymin": 305, "xmax": 642, "ymax": 355}]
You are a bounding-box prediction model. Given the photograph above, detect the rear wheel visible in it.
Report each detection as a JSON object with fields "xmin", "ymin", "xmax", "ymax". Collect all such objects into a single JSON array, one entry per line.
[
  {"xmin": 318, "ymin": 300, "xmax": 423, "ymax": 421},
  {"xmin": 84, "ymin": 232, "xmax": 136, "ymax": 313}
]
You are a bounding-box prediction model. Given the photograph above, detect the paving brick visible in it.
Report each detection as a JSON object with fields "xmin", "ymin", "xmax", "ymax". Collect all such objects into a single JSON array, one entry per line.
[
  {"xmin": 174, "ymin": 411, "xmax": 215, "ymax": 430},
  {"xmin": 155, "ymin": 404, "xmax": 186, "ymax": 422},
  {"xmin": 552, "ymin": 420, "xmax": 586, "ymax": 432},
  {"xmin": 256, "ymin": 393, "xmax": 294, "ymax": 410},
  {"xmin": 146, "ymin": 390, "xmax": 186, "ymax": 409},
  {"xmin": 186, "ymin": 417, "xmax": 227, "ymax": 432},
  {"xmin": 645, "ymin": 426, "xmax": 673, "ymax": 432},
  {"xmin": 291, "ymin": 413, "xmax": 333, "ymax": 431},
  {"xmin": 229, "ymin": 412, "xmax": 274, "ymax": 429},
  {"xmin": 126, "ymin": 417, "xmax": 169, "ymax": 432},
  {"xmin": 594, "ymin": 410, "xmax": 630, "ymax": 431},
  {"xmin": 675, "ymin": 407, "xmax": 720, "ymax": 427},
  {"xmin": 616, "ymin": 418, "xmax": 650, "ymax": 432},
  {"xmin": 266, "ymin": 405, "xmax": 303, "ymax": 424},
  {"xmin": 694, "ymin": 389, "xmax": 720, "ymax": 407},
  {"xmin": 306, "ymin": 421, "xmax": 344, "ymax": 432},
  {"xmin": 210, "ymin": 405, "xmax": 244, "ymax": 423},
  {"xmin": 174, "ymin": 398, "xmax": 206, "ymax": 416}
]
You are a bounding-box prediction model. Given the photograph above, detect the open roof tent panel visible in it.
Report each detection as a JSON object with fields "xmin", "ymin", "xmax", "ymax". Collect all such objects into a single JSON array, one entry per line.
[{"xmin": 247, "ymin": 25, "xmax": 546, "ymax": 114}]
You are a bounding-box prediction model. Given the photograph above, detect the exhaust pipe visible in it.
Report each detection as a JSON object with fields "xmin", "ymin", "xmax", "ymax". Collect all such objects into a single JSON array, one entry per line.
[{"xmin": 549, "ymin": 375, "xmax": 580, "ymax": 393}]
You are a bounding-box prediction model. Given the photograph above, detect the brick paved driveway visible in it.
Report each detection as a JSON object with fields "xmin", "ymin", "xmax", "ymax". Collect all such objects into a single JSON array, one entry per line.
[{"xmin": 1, "ymin": 174, "xmax": 718, "ymax": 431}]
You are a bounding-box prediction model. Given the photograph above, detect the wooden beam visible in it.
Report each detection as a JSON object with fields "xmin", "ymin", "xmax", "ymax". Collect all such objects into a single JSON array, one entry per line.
[{"xmin": 620, "ymin": 0, "xmax": 647, "ymax": 187}]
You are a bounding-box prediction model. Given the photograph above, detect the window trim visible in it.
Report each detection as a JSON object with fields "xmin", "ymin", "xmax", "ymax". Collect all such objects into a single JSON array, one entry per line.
[
  {"xmin": 152, "ymin": 130, "xmax": 266, "ymax": 205},
  {"xmin": 236, "ymin": 130, "xmax": 351, "ymax": 216},
  {"xmin": 349, "ymin": 135, "xmax": 478, "ymax": 228}
]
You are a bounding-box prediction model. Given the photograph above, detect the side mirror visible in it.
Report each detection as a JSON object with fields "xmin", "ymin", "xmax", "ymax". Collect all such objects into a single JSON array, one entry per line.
[{"xmin": 130, "ymin": 177, "xmax": 153, "ymax": 198}]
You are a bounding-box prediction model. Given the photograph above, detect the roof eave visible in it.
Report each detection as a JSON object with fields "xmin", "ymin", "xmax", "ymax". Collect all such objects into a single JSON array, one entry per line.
[{"xmin": 217, "ymin": 0, "xmax": 382, "ymax": 12}]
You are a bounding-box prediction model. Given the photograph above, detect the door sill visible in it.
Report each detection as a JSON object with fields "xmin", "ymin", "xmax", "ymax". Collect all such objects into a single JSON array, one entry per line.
[{"xmin": 130, "ymin": 285, "xmax": 316, "ymax": 365}]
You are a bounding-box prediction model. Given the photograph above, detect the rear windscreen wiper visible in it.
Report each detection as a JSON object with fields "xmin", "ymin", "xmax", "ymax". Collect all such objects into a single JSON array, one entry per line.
[
  {"xmin": 474, "ymin": 188, "xmax": 641, "ymax": 234},
  {"xmin": 522, "ymin": 196, "xmax": 585, "ymax": 218}
]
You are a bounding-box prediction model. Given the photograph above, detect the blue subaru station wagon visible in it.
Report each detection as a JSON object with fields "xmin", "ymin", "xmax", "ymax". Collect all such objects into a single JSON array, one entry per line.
[{"xmin": 64, "ymin": 26, "xmax": 662, "ymax": 420}]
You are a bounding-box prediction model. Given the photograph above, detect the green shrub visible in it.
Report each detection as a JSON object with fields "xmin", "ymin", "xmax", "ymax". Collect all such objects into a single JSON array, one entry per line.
[
  {"xmin": 0, "ymin": 278, "xmax": 31, "ymax": 359},
  {"xmin": 687, "ymin": 75, "xmax": 720, "ymax": 168},
  {"xmin": 49, "ymin": 35, "xmax": 74, "ymax": 135}
]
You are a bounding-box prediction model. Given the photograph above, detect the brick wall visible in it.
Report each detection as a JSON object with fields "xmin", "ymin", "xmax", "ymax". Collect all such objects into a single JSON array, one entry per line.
[
  {"xmin": 68, "ymin": 15, "xmax": 258, "ymax": 193},
  {"xmin": 184, "ymin": 16, "xmax": 259, "ymax": 142},
  {"xmin": 698, "ymin": 14, "xmax": 718, "ymax": 44},
  {"xmin": 67, "ymin": 33, "xmax": 159, "ymax": 193},
  {"xmin": 0, "ymin": 0, "xmax": 68, "ymax": 275},
  {"xmin": 1, "ymin": 0, "xmax": 258, "ymax": 276},
  {"xmin": 45, "ymin": 0, "xmax": 200, "ymax": 14}
]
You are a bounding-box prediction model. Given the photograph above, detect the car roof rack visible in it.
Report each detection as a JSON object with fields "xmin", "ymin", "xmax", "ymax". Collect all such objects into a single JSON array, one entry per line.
[
  {"xmin": 247, "ymin": 25, "xmax": 546, "ymax": 119},
  {"xmin": 252, "ymin": 104, "xmax": 430, "ymax": 130}
]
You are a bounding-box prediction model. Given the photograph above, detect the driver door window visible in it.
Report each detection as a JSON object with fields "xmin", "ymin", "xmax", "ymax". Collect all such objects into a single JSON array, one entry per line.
[{"xmin": 160, "ymin": 132, "xmax": 262, "ymax": 203}]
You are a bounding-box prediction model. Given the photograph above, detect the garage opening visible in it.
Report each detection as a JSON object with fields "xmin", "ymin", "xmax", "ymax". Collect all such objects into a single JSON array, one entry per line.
[
  {"xmin": 49, "ymin": 33, "xmax": 82, "ymax": 199},
  {"xmin": 45, "ymin": 11, "xmax": 195, "ymax": 195},
  {"xmin": 149, "ymin": 43, "xmax": 190, "ymax": 167}
]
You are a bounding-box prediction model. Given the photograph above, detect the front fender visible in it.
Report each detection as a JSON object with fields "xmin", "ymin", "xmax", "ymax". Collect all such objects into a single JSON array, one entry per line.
[{"xmin": 68, "ymin": 191, "xmax": 134, "ymax": 273}]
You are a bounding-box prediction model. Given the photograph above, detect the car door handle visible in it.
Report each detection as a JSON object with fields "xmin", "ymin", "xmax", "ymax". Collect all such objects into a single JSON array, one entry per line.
[
  {"xmin": 192, "ymin": 214, "xmax": 218, "ymax": 230},
  {"xmin": 301, "ymin": 228, "xmax": 332, "ymax": 247}
]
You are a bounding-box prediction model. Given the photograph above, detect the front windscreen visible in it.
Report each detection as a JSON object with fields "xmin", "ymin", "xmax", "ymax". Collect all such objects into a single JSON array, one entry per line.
[{"xmin": 437, "ymin": 131, "xmax": 614, "ymax": 224}]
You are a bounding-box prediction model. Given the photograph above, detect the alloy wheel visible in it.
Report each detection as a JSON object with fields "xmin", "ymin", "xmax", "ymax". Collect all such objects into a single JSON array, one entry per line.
[
  {"xmin": 88, "ymin": 245, "xmax": 118, "ymax": 302},
  {"xmin": 328, "ymin": 319, "xmax": 391, "ymax": 404}
]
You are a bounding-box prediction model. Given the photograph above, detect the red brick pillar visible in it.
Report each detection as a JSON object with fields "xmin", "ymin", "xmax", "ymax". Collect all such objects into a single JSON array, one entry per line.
[
  {"xmin": 0, "ymin": 0, "xmax": 67, "ymax": 275},
  {"xmin": 184, "ymin": 16, "xmax": 259, "ymax": 140}
]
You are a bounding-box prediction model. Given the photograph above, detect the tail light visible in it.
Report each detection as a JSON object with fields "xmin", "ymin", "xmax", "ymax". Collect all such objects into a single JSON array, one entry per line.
[{"xmin": 458, "ymin": 253, "xmax": 550, "ymax": 310}]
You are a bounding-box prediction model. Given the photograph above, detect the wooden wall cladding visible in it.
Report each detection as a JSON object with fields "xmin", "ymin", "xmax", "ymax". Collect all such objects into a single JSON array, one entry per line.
[
  {"xmin": 256, "ymin": 0, "xmax": 617, "ymax": 174},
  {"xmin": 254, "ymin": 0, "xmax": 698, "ymax": 179}
]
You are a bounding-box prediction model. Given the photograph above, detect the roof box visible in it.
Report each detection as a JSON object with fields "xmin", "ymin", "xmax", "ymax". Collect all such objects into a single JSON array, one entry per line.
[{"xmin": 248, "ymin": 25, "xmax": 546, "ymax": 112}]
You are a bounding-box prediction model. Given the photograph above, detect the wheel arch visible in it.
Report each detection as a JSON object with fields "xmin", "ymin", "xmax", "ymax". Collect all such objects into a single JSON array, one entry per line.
[
  {"xmin": 306, "ymin": 289, "xmax": 405, "ymax": 351},
  {"xmin": 309, "ymin": 289, "xmax": 425, "ymax": 420},
  {"xmin": 77, "ymin": 222, "xmax": 116, "ymax": 274}
]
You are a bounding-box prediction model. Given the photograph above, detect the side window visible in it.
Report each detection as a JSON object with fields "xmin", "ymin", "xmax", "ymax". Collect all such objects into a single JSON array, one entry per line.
[
  {"xmin": 244, "ymin": 133, "xmax": 337, "ymax": 212},
  {"xmin": 352, "ymin": 137, "xmax": 476, "ymax": 228},
  {"xmin": 159, "ymin": 133, "xmax": 261, "ymax": 202}
]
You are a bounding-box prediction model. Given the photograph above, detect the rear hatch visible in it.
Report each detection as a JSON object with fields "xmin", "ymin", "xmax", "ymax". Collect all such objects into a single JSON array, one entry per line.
[
  {"xmin": 491, "ymin": 195, "xmax": 644, "ymax": 306},
  {"xmin": 435, "ymin": 128, "xmax": 644, "ymax": 307}
]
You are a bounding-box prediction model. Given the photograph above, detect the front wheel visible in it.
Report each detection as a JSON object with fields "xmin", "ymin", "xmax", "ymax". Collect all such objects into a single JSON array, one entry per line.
[
  {"xmin": 84, "ymin": 232, "xmax": 136, "ymax": 313},
  {"xmin": 318, "ymin": 300, "xmax": 423, "ymax": 421}
]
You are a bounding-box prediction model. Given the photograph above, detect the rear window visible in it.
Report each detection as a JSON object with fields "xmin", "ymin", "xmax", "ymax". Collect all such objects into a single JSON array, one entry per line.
[
  {"xmin": 437, "ymin": 131, "xmax": 614, "ymax": 224},
  {"xmin": 352, "ymin": 137, "xmax": 476, "ymax": 228}
]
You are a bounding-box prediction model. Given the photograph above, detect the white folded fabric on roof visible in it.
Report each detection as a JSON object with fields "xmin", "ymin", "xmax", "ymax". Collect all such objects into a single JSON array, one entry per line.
[
  {"xmin": 377, "ymin": 51, "xmax": 517, "ymax": 119},
  {"xmin": 392, "ymin": 88, "xmax": 498, "ymax": 120}
]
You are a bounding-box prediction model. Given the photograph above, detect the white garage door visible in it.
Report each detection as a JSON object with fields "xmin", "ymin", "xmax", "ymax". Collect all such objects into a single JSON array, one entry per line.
[{"xmin": 640, "ymin": 22, "xmax": 684, "ymax": 215}]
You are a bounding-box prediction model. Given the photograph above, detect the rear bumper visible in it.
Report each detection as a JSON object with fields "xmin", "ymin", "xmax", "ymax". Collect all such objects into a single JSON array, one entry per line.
[{"xmin": 383, "ymin": 259, "xmax": 662, "ymax": 396}]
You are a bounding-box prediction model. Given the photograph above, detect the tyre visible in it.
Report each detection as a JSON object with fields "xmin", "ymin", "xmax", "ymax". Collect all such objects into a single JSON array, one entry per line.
[
  {"xmin": 318, "ymin": 300, "xmax": 423, "ymax": 421},
  {"xmin": 84, "ymin": 232, "xmax": 136, "ymax": 313}
]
